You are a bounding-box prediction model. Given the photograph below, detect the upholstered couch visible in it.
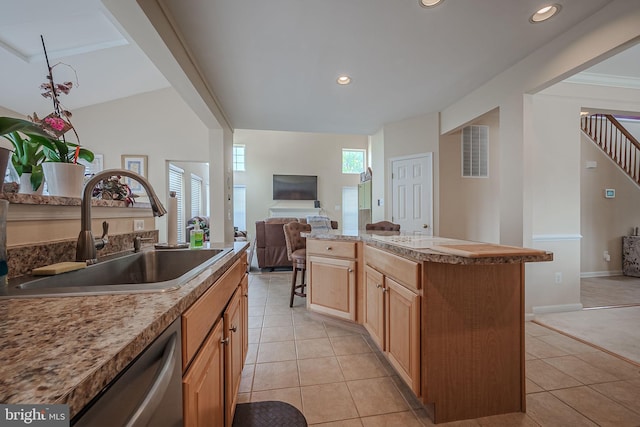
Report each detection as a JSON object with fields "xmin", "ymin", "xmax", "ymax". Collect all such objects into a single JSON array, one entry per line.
[{"xmin": 255, "ymin": 217, "xmax": 338, "ymax": 270}]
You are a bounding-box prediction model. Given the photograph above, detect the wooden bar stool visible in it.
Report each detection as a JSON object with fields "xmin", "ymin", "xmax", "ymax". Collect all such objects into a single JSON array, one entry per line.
[{"xmin": 283, "ymin": 222, "xmax": 311, "ymax": 307}]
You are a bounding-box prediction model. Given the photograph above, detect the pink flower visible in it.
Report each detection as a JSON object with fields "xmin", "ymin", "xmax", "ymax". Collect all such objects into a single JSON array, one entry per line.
[{"xmin": 44, "ymin": 116, "xmax": 65, "ymax": 131}]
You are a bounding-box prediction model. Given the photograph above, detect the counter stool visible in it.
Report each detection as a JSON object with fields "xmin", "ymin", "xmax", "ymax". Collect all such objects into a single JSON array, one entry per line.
[{"xmin": 283, "ymin": 222, "xmax": 311, "ymax": 307}]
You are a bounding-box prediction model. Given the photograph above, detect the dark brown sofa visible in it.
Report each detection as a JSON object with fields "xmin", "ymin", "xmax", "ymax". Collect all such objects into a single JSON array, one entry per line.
[{"xmin": 255, "ymin": 217, "xmax": 338, "ymax": 270}]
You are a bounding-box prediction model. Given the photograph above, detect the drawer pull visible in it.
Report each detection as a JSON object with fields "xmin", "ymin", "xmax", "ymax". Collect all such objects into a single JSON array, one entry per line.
[{"xmin": 326, "ymin": 246, "xmax": 332, "ymax": 251}]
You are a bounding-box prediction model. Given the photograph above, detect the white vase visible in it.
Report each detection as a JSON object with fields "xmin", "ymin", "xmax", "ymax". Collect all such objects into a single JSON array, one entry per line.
[
  {"xmin": 18, "ymin": 173, "xmax": 44, "ymax": 195},
  {"xmin": 42, "ymin": 163, "xmax": 86, "ymax": 198}
]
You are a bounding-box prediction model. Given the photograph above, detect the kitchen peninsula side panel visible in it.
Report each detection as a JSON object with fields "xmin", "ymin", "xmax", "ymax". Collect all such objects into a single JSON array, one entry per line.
[{"xmin": 422, "ymin": 262, "xmax": 524, "ymax": 423}]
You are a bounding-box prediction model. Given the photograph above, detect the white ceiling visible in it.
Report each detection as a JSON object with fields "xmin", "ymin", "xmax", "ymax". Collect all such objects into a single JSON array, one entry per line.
[{"xmin": 1, "ymin": 0, "xmax": 638, "ymax": 135}]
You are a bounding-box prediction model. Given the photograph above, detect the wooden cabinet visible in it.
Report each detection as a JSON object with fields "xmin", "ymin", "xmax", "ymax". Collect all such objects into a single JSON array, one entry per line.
[
  {"xmin": 385, "ymin": 276, "xmax": 420, "ymax": 394},
  {"xmin": 364, "ymin": 245, "xmax": 421, "ymax": 395},
  {"xmin": 224, "ymin": 288, "xmax": 243, "ymax": 425},
  {"xmin": 182, "ymin": 255, "xmax": 248, "ymax": 427},
  {"xmin": 363, "ymin": 266, "xmax": 384, "ymax": 347},
  {"xmin": 183, "ymin": 319, "xmax": 225, "ymax": 427},
  {"xmin": 240, "ymin": 274, "xmax": 249, "ymax": 363},
  {"xmin": 307, "ymin": 239, "xmax": 358, "ymax": 321}
]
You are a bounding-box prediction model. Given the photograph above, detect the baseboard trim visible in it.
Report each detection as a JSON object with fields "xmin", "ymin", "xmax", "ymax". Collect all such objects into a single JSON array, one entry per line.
[
  {"xmin": 581, "ymin": 270, "xmax": 623, "ymax": 278},
  {"xmin": 531, "ymin": 234, "xmax": 582, "ymax": 242},
  {"xmin": 532, "ymin": 303, "xmax": 583, "ymax": 315}
]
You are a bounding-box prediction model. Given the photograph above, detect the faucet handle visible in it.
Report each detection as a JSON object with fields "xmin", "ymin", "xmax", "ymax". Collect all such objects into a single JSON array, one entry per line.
[
  {"xmin": 133, "ymin": 236, "xmax": 154, "ymax": 252},
  {"xmin": 95, "ymin": 221, "xmax": 109, "ymax": 250},
  {"xmin": 100, "ymin": 221, "xmax": 109, "ymax": 239}
]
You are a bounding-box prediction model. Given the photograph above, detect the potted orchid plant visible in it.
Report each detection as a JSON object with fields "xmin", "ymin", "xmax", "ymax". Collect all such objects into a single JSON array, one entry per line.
[
  {"xmin": 0, "ymin": 117, "xmax": 51, "ymax": 193},
  {"xmin": 0, "ymin": 116, "xmax": 94, "ymax": 194}
]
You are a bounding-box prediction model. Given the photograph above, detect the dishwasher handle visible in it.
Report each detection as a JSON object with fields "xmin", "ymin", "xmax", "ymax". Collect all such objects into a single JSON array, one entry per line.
[{"xmin": 125, "ymin": 332, "xmax": 178, "ymax": 427}]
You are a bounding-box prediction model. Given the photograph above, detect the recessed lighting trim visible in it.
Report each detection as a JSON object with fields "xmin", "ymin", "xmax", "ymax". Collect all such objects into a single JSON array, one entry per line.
[
  {"xmin": 336, "ymin": 75, "xmax": 351, "ymax": 85},
  {"xmin": 530, "ymin": 4, "xmax": 561, "ymax": 23},
  {"xmin": 419, "ymin": 0, "xmax": 444, "ymax": 8}
]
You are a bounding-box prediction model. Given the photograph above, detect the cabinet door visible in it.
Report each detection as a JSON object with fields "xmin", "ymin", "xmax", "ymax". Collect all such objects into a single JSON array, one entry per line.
[
  {"xmin": 224, "ymin": 287, "xmax": 243, "ymax": 426},
  {"xmin": 308, "ymin": 256, "xmax": 356, "ymax": 321},
  {"xmin": 240, "ymin": 274, "xmax": 249, "ymax": 363},
  {"xmin": 183, "ymin": 319, "xmax": 225, "ymax": 427},
  {"xmin": 385, "ymin": 277, "xmax": 421, "ymax": 395},
  {"xmin": 363, "ymin": 266, "xmax": 385, "ymax": 349}
]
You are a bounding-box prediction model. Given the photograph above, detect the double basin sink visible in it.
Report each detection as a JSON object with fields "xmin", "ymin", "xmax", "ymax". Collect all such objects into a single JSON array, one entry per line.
[{"xmin": 1, "ymin": 247, "xmax": 233, "ymax": 298}]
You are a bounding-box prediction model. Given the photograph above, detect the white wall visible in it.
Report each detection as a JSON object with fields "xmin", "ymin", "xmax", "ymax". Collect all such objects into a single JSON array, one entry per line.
[
  {"xmin": 70, "ymin": 88, "xmax": 211, "ymax": 242},
  {"xmin": 233, "ymin": 129, "xmax": 368, "ymax": 241},
  {"xmin": 439, "ymin": 109, "xmax": 500, "ymax": 242},
  {"xmin": 433, "ymin": 1, "xmax": 640, "ymax": 315},
  {"xmin": 379, "ymin": 113, "xmax": 440, "ymax": 232},
  {"xmin": 369, "ymin": 129, "xmax": 385, "ymax": 222}
]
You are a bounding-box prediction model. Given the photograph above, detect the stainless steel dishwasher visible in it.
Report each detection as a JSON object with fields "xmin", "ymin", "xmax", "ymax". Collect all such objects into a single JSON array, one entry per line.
[{"xmin": 72, "ymin": 318, "xmax": 183, "ymax": 427}]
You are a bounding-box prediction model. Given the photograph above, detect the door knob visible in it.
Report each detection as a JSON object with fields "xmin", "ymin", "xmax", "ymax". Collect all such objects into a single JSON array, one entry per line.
[{"xmin": 423, "ymin": 224, "xmax": 429, "ymax": 228}]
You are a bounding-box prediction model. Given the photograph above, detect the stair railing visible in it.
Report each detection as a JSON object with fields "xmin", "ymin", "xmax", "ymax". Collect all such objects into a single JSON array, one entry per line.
[{"xmin": 581, "ymin": 113, "xmax": 640, "ymax": 185}]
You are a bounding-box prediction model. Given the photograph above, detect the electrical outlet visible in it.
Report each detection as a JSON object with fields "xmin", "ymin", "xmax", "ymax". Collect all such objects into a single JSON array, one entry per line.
[
  {"xmin": 134, "ymin": 220, "xmax": 144, "ymax": 231},
  {"xmin": 554, "ymin": 272, "xmax": 562, "ymax": 284},
  {"xmin": 603, "ymin": 251, "xmax": 611, "ymax": 262}
]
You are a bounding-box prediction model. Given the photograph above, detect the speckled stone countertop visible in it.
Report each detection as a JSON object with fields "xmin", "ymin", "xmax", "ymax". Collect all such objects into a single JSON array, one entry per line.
[
  {"xmin": 0, "ymin": 241, "xmax": 249, "ymax": 417},
  {"xmin": 307, "ymin": 231, "xmax": 553, "ymax": 264}
]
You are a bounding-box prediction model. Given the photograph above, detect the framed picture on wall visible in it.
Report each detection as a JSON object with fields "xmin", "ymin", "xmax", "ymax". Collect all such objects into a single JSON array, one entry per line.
[
  {"xmin": 79, "ymin": 153, "xmax": 103, "ymax": 176},
  {"xmin": 121, "ymin": 155, "xmax": 148, "ymax": 194}
]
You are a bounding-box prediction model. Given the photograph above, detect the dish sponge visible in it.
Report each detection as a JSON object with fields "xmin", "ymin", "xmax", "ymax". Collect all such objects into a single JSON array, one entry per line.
[{"xmin": 32, "ymin": 262, "xmax": 87, "ymax": 275}]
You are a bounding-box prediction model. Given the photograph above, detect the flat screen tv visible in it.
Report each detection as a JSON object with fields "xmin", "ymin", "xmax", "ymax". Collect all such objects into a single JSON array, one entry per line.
[{"xmin": 273, "ymin": 174, "xmax": 318, "ymax": 200}]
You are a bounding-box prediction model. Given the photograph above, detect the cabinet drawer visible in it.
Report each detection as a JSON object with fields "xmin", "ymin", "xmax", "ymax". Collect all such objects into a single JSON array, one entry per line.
[
  {"xmin": 182, "ymin": 258, "xmax": 245, "ymax": 371},
  {"xmin": 365, "ymin": 245, "xmax": 421, "ymax": 290},
  {"xmin": 307, "ymin": 239, "xmax": 357, "ymax": 258}
]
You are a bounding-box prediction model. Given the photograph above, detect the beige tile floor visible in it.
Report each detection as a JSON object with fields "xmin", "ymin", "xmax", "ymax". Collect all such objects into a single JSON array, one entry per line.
[{"xmin": 238, "ymin": 271, "xmax": 640, "ymax": 426}]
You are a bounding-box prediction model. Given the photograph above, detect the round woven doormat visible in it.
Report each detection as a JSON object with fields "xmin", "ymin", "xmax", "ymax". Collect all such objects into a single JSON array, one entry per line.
[{"xmin": 232, "ymin": 401, "xmax": 307, "ymax": 427}]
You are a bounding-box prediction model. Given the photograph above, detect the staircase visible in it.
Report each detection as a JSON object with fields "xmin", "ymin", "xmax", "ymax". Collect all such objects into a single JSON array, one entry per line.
[{"xmin": 581, "ymin": 113, "xmax": 640, "ymax": 186}]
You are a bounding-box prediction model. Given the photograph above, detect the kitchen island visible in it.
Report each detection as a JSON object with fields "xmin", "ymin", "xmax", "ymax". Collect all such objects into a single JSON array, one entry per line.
[
  {"xmin": 306, "ymin": 232, "xmax": 552, "ymax": 424},
  {"xmin": 0, "ymin": 241, "xmax": 249, "ymax": 423}
]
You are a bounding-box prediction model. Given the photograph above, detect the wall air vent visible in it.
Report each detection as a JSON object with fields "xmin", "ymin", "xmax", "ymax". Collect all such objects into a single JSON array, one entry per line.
[{"xmin": 461, "ymin": 125, "xmax": 489, "ymax": 178}]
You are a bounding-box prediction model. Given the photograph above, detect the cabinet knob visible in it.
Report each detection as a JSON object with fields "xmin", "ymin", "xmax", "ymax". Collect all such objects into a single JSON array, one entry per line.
[
  {"xmin": 348, "ymin": 268, "xmax": 353, "ymax": 273},
  {"xmin": 230, "ymin": 325, "xmax": 237, "ymax": 332},
  {"xmin": 221, "ymin": 337, "xmax": 229, "ymax": 345},
  {"xmin": 382, "ymin": 287, "xmax": 388, "ymax": 293},
  {"xmin": 326, "ymin": 246, "xmax": 332, "ymax": 251},
  {"xmin": 376, "ymin": 283, "xmax": 382, "ymax": 289}
]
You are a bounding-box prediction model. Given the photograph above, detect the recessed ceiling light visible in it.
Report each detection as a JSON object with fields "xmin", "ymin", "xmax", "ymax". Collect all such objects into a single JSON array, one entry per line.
[
  {"xmin": 419, "ymin": 0, "xmax": 444, "ymax": 8},
  {"xmin": 530, "ymin": 4, "xmax": 561, "ymax": 23},
  {"xmin": 336, "ymin": 75, "xmax": 351, "ymax": 85}
]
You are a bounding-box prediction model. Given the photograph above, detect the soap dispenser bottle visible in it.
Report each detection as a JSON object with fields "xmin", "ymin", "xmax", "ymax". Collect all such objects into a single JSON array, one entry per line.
[{"xmin": 190, "ymin": 220, "xmax": 204, "ymax": 248}]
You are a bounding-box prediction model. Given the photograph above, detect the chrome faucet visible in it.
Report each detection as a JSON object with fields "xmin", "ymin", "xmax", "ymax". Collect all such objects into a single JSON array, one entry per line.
[{"xmin": 76, "ymin": 169, "xmax": 167, "ymax": 263}]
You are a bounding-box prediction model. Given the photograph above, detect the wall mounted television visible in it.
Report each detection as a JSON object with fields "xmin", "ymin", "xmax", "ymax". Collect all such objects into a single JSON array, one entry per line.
[{"xmin": 273, "ymin": 174, "xmax": 318, "ymax": 200}]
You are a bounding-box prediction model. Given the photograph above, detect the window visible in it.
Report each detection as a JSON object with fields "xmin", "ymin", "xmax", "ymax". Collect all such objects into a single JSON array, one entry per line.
[
  {"xmin": 462, "ymin": 125, "xmax": 489, "ymax": 177},
  {"xmin": 233, "ymin": 145, "xmax": 245, "ymax": 171},
  {"xmin": 342, "ymin": 186, "xmax": 358, "ymax": 235},
  {"xmin": 191, "ymin": 174, "xmax": 203, "ymax": 217},
  {"xmin": 169, "ymin": 164, "xmax": 185, "ymax": 243},
  {"xmin": 342, "ymin": 149, "xmax": 365, "ymax": 174},
  {"xmin": 233, "ymin": 185, "xmax": 246, "ymax": 231}
]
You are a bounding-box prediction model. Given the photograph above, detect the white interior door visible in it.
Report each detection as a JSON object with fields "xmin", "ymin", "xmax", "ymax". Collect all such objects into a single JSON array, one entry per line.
[{"xmin": 391, "ymin": 154, "xmax": 433, "ymax": 234}]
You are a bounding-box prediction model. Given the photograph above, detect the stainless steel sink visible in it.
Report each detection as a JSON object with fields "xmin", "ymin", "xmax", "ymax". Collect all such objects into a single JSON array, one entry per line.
[{"xmin": 1, "ymin": 247, "xmax": 233, "ymax": 298}]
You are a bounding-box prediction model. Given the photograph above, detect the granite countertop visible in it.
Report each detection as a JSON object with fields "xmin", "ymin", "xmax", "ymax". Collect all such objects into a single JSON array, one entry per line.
[
  {"xmin": 0, "ymin": 241, "xmax": 249, "ymax": 418},
  {"xmin": 307, "ymin": 231, "xmax": 553, "ymax": 264}
]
